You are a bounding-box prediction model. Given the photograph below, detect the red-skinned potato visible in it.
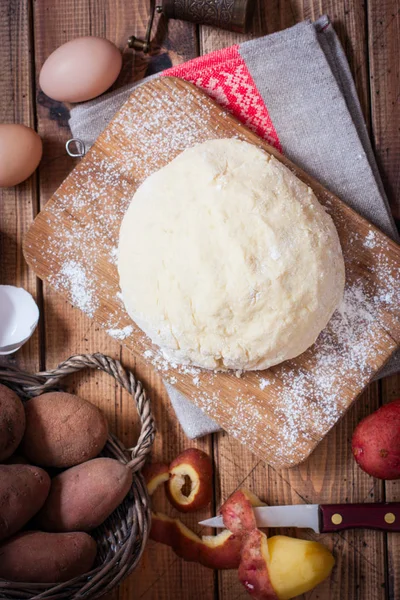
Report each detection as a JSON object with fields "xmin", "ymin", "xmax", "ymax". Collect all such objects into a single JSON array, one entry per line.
[
  {"xmin": 165, "ymin": 448, "xmax": 213, "ymax": 512},
  {"xmin": 0, "ymin": 465, "xmax": 51, "ymax": 542},
  {"xmin": 239, "ymin": 532, "xmax": 335, "ymax": 600},
  {"xmin": 143, "ymin": 462, "xmax": 169, "ymax": 495},
  {"xmin": 149, "ymin": 486, "xmax": 265, "ymax": 570},
  {"xmin": 239, "ymin": 529, "xmax": 278, "ymax": 600},
  {"xmin": 150, "ymin": 512, "xmax": 202, "ymax": 562},
  {"xmin": 168, "ymin": 517, "xmax": 202, "ymax": 563},
  {"xmin": 150, "ymin": 512, "xmax": 241, "ymax": 569},
  {"xmin": 221, "ymin": 488, "xmax": 265, "ymax": 536},
  {"xmin": 145, "ymin": 462, "xmax": 265, "ymax": 572},
  {"xmin": 352, "ymin": 399, "xmax": 400, "ymax": 479},
  {"xmin": 220, "ymin": 488, "xmax": 335, "ymax": 600},
  {"xmin": 200, "ymin": 529, "xmax": 242, "ymax": 570},
  {"xmin": 0, "ymin": 530, "xmax": 97, "ymax": 583}
]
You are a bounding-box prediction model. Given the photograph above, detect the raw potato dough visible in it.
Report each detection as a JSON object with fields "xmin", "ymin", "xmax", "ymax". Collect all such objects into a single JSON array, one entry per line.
[{"xmin": 118, "ymin": 139, "xmax": 345, "ymax": 371}]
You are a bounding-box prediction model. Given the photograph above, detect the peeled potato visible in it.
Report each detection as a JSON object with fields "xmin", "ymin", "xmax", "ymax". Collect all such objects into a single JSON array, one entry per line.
[
  {"xmin": 266, "ymin": 535, "xmax": 335, "ymax": 599},
  {"xmin": 239, "ymin": 533, "xmax": 335, "ymax": 600}
]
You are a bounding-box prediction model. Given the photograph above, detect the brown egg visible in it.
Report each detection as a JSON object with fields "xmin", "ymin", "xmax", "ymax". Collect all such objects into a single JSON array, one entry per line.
[
  {"xmin": 39, "ymin": 37, "xmax": 122, "ymax": 103},
  {"xmin": 0, "ymin": 124, "xmax": 42, "ymax": 187}
]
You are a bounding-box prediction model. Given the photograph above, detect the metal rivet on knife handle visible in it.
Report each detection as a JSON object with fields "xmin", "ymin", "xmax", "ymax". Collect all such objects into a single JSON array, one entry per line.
[
  {"xmin": 331, "ymin": 513, "xmax": 343, "ymax": 525},
  {"xmin": 384, "ymin": 512, "xmax": 395, "ymax": 524}
]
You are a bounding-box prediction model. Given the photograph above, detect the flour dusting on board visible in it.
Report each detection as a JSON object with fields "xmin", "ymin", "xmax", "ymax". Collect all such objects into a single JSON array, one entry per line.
[
  {"xmin": 364, "ymin": 230, "xmax": 376, "ymax": 249},
  {"xmin": 49, "ymin": 260, "xmax": 99, "ymax": 318},
  {"xmin": 24, "ymin": 79, "xmax": 400, "ymax": 466},
  {"xmin": 107, "ymin": 325, "xmax": 133, "ymax": 340}
]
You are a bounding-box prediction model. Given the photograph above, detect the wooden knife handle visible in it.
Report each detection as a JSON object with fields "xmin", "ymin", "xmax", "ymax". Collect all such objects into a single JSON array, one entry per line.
[{"xmin": 320, "ymin": 503, "xmax": 400, "ymax": 533}]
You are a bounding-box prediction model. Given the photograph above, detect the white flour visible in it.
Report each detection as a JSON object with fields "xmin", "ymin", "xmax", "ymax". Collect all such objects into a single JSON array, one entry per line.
[
  {"xmin": 106, "ymin": 325, "xmax": 133, "ymax": 340},
  {"xmin": 49, "ymin": 260, "xmax": 99, "ymax": 318}
]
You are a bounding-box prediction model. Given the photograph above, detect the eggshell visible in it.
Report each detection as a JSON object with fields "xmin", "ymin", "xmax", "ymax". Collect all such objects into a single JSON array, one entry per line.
[
  {"xmin": 0, "ymin": 285, "xmax": 39, "ymax": 355},
  {"xmin": 0, "ymin": 125, "xmax": 42, "ymax": 187},
  {"xmin": 39, "ymin": 37, "xmax": 122, "ymax": 103}
]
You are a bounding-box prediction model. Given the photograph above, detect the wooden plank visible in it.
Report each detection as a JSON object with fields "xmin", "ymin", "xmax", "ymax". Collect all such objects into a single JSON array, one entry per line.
[
  {"xmin": 368, "ymin": 0, "xmax": 400, "ymax": 223},
  {"xmin": 0, "ymin": 0, "xmax": 41, "ymax": 372},
  {"xmin": 23, "ymin": 76, "xmax": 400, "ymax": 472},
  {"xmin": 381, "ymin": 373, "xmax": 400, "ymax": 600},
  {"xmin": 368, "ymin": 3, "xmax": 400, "ymax": 598},
  {"xmin": 31, "ymin": 3, "xmax": 212, "ymax": 600},
  {"xmin": 200, "ymin": 2, "xmax": 389, "ymax": 599}
]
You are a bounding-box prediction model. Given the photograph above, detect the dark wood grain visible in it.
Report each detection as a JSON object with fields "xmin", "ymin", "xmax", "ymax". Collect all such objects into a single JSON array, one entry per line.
[
  {"xmin": 381, "ymin": 373, "xmax": 400, "ymax": 600},
  {"xmin": 0, "ymin": 0, "xmax": 41, "ymax": 373},
  {"xmin": 368, "ymin": 2, "xmax": 400, "ymax": 598},
  {"xmin": 368, "ymin": 0, "xmax": 400, "ymax": 224}
]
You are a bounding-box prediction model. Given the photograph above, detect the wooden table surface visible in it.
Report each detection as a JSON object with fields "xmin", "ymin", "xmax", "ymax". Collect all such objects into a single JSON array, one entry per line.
[{"xmin": 0, "ymin": 1, "xmax": 399, "ymax": 599}]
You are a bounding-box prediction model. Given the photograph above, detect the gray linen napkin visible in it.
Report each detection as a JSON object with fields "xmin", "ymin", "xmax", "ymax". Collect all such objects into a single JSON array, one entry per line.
[{"xmin": 69, "ymin": 15, "xmax": 399, "ymax": 439}]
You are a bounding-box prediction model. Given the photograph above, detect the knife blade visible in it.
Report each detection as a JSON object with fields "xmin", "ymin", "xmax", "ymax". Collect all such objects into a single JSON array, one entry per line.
[
  {"xmin": 200, "ymin": 504, "xmax": 321, "ymax": 532},
  {"xmin": 199, "ymin": 502, "xmax": 400, "ymax": 533}
]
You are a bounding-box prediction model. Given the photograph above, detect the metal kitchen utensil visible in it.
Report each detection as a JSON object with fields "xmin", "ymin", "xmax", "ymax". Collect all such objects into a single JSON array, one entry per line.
[
  {"xmin": 128, "ymin": 0, "xmax": 256, "ymax": 52},
  {"xmin": 200, "ymin": 502, "xmax": 400, "ymax": 533}
]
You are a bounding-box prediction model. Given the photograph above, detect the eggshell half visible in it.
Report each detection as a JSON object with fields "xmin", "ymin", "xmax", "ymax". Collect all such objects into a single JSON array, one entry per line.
[
  {"xmin": 0, "ymin": 125, "xmax": 42, "ymax": 187},
  {"xmin": 39, "ymin": 36, "xmax": 122, "ymax": 103},
  {"xmin": 0, "ymin": 285, "xmax": 39, "ymax": 355}
]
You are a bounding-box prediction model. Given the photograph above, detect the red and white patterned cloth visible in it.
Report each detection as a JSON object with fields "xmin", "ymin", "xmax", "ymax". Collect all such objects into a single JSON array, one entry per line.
[{"xmin": 164, "ymin": 45, "xmax": 282, "ymax": 152}]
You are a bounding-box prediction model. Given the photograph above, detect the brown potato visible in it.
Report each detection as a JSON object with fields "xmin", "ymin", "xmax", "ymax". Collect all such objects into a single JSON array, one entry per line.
[
  {"xmin": 22, "ymin": 392, "xmax": 108, "ymax": 467},
  {"xmin": 36, "ymin": 457, "xmax": 132, "ymax": 532},
  {"xmin": 0, "ymin": 530, "xmax": 97, "ymax": 583},
  {"xmin": 0, "ymin": 384, "xmax": 25, "ymax": 461},
  {"xmin": 0, "ymin": 465, "xmax": 50, "ymax": 542}
]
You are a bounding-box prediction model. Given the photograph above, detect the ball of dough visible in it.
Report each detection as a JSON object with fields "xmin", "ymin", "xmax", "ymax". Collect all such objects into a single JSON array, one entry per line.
[{"xmin": 118, "ymin": 139, "xmax": 345, "ymax": 371}]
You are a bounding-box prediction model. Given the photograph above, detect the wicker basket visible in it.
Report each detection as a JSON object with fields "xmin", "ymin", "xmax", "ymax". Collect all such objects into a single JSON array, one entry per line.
[{"xmin": 0, "ymin": 353, "xmax": 156, "ymax": 600}]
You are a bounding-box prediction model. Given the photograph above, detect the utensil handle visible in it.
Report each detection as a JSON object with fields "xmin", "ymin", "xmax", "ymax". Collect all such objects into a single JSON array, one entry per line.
[{"xmin": 320, "ymin": 503, "xmax": 400, "ymax": 532}]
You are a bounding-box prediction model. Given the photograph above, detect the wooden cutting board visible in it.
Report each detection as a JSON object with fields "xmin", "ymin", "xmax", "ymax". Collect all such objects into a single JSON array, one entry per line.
[{"xmin": 24, "ymin": 77, "xmax": 400, "ymax": 469}]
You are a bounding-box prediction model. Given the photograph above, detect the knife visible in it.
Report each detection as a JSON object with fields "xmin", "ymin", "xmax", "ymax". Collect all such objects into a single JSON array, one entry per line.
[{"xmin": 199, "ymin": 503, "xmax": 400, "ymax": 533}]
